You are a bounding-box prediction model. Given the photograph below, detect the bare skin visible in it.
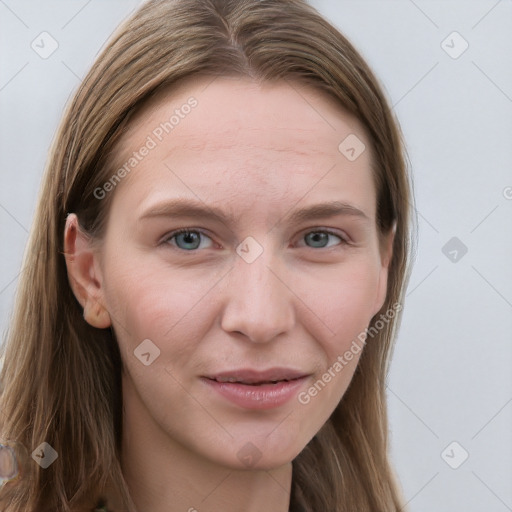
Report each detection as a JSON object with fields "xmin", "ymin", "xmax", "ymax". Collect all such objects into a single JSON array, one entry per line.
[{"xmin": 64, "ymin": 76, "xmax": 393, "ymax": 512}]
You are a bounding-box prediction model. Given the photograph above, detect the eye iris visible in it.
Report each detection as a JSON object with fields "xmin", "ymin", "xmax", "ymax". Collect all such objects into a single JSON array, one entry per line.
[
  {"xmin": 176, "ymin": 231, "xmax": 201, "ymax": 250},
  {"xmin": 171, "ymin": 231, "xmax": 337, "ymax": 250},
  {"xmin": 306, "ymin": 232, "xmax": 329, "ymax": 248}
]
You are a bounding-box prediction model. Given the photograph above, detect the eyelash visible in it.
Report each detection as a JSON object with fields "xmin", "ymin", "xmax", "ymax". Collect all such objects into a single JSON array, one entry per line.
[{"xmin": 160, "ymin": 228, "xmax": 350, "ymax": 250}]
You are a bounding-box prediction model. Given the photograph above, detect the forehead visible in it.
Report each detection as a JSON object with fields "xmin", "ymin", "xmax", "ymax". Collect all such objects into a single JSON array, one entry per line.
[
  {"xmin": 108, "ymin": 76, "xmax": 376, "ymax": 225},
  {"xmin": 121, "ymin": 75, "xmax": 367, "ymax": 151}
]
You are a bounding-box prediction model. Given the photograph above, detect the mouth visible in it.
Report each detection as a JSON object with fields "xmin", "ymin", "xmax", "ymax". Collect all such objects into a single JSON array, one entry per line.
[
  {"xmin": 206, "ymin": 376, "xmax": 304, "ymax": 385},
  {"xmin": 204, "ymin": 368, "xmax": 310, "ymax": 386},
  {"xmin": 200, "ymin": 368, "xmax": 311, "ymax": 410}
]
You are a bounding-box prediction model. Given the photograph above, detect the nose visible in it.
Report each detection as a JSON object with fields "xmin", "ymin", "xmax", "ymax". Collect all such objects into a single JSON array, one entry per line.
[{"xmin": 219, "ymin": 249, "xmax": 295, "ymax": 344}]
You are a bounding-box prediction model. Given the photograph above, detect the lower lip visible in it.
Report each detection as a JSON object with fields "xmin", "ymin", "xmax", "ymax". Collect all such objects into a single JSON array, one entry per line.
[{"xmin": 201, "ymin": 376, "xmax": 309, "ymax": 410}]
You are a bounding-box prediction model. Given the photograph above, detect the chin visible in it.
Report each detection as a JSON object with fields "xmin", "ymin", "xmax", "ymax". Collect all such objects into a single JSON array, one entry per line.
[{"xmin": 209, "ymin": 437, "xmax": 305, "ymax": 472}]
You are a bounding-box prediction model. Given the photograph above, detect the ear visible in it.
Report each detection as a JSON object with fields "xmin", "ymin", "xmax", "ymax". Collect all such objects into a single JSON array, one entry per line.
[
  {"xmin": 63, "ymin": 213, "xmax": 111, "ymax": 329},
  {"xmin": 372, "ymin": 223, "xmax": 396, "ymax": 317}
]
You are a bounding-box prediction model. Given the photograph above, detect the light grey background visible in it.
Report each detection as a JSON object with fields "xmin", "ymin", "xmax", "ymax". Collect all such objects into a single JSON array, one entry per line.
[{"xmin": 1, "ymin": 1, "xmax": 511, "ymax": 510}]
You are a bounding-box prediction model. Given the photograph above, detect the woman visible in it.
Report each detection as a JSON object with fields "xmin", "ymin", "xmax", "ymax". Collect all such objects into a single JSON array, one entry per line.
[{"xmin": 0, "ymin": 0, "xmax": 414, "ymax": 510}]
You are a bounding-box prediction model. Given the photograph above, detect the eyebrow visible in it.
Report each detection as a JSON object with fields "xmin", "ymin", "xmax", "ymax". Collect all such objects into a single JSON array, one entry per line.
[{"xmin": 138, "ymin": 199, "xmax": 371, "ymax": 225}]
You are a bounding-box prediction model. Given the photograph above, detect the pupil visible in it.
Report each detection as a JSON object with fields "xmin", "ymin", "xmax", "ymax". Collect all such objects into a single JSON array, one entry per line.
[{"xmin": 180, "ymin": 232, "xmax": 199, "ymax": 249}]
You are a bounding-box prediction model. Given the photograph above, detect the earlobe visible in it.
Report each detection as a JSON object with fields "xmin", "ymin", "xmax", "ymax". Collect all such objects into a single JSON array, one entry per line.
[
  {"xmin": 83, "ymin": 299, "xmax": 112, "ymax": 329},
  {"xmin": 63, "ymin": 213, "xmax": 112, "ymax": 329}
]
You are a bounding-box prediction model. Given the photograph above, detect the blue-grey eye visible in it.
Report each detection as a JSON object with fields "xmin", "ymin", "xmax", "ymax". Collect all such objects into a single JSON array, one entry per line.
[
  {"xmin": 303, "ymin": 231, "xmax": 344, "ymax": 248},
  {"xmin": 166, "ymin": 229, "xmax": 213, "ymax": 251},
  {"xmin": 163, "ymin": 228, "xmax": 345, "ymax": 252},
  {"xmin": 175, "ymin": 230, "xmax": 201, "ymax": 250}
]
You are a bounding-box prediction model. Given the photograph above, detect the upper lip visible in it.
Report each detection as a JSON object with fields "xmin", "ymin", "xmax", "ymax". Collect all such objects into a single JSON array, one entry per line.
[{"xmin": 204, "ymin": 367, "xmax": 310, "ymax": 384}]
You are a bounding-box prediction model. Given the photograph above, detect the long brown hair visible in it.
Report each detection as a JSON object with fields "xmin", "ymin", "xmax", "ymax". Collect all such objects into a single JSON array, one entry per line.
[{"xmin": 0, "ymin": 0, "xmax": 415, "ymax": 510}]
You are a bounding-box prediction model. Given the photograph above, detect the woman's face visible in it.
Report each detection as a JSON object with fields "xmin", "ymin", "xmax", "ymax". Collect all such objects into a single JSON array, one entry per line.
[{"xmin": 90, "ymin": 76, "xmax": 392, "ymax": 469}]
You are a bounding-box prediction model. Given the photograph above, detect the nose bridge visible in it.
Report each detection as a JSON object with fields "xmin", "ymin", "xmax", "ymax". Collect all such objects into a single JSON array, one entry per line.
[{"xmin": 220, "ymin": 241, "xmax": 294, "ymax": 342}]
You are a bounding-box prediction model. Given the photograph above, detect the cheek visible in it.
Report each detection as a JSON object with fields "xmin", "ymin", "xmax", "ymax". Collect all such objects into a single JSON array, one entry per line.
[
  {"xmin": 101, "ymin": 257, "xmax": 219, "ymax": 365},
  {"xmin": 296, "ymin": 261, "xmax": 380, "ymax": 415},
  {"xmin": 299, "ymin": 258, "xmax": 382, "ymax": 355}
]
